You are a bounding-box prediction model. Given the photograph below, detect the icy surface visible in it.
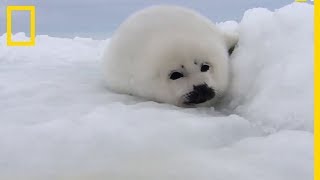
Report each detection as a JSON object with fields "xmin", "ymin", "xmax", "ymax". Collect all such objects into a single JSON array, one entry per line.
[{"xmin": 0, "ymin": 3, "xmax": 313, "ymax": 180}]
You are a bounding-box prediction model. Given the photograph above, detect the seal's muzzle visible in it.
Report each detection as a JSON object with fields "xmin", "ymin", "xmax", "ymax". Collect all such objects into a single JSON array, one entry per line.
[{"xmin": 184, "ymin": 84, "xmax": 215, "ymax": 105}]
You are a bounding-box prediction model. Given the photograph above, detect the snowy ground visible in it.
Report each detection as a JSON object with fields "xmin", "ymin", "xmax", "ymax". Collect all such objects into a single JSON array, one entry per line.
[{"xmin": 0, "ymin": 3, "xmax": 314, "ymax": 180}]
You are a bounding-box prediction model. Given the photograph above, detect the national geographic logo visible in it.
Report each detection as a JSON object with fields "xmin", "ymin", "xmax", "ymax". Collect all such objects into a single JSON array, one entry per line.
[{"xmin": 6, "ymin": 6, "xmax": 36, "ymax": 46}]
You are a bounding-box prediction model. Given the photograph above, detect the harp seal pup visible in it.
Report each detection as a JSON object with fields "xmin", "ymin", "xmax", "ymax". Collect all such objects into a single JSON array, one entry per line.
[{"xmin": 103, "ymin": 5, "xmax": 238, "ymax": 107}]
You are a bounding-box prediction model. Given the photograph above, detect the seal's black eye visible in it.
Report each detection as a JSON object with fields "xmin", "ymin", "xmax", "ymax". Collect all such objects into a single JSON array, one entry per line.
[
  {"xmin": 228, "ymin": 45, "xmax": 236, "ymax": 56},
  {"xmin": 169, "ymin": 72, "xmax": 184, "ymax": 80},
  {"xmin": 201, "ymin": 64, "xmax": 210, "ymax": 72}
]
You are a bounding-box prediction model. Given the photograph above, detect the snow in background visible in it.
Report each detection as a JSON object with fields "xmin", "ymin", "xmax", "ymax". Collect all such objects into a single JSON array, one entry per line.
[{"xmin": 0, "ymin": 3, "xmax": 313, "ymax": 180}]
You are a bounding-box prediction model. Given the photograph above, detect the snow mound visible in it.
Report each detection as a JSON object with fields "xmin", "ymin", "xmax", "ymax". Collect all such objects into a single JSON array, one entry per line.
[
  {"xmin": 0, "ymin": 3, "xmax": 313, "ymax": 180},
  {"xmin": 225, "ymin": 3, "xmax": 314, "ymax": 133}
]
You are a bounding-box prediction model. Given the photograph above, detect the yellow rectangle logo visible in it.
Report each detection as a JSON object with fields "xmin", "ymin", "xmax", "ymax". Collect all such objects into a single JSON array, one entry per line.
[{"xmin": 6, "ymin": 6, "xmax": 36, "ymax": 46}]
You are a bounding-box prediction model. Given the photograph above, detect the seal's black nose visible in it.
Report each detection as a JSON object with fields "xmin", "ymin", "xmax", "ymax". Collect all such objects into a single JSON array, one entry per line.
[{"xmin": 185, "ymin": 84, "xmax": 215, "ymax": 105}]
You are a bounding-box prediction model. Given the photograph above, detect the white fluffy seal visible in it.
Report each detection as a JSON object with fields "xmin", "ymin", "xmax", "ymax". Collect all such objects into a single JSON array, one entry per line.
[{"xmin": 103, "ymin": 5, "xmax": 238, "ymax": 107}]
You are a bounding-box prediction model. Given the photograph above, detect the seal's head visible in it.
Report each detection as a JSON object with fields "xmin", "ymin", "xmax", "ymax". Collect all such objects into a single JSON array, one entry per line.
[{"xmin": 144, "ymin": 34, "xmax": 238, "ymax": 107}]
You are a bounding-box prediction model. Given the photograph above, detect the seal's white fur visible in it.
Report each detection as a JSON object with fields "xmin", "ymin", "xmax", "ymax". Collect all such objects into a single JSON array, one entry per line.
[{"xmin": 103, "ymin": 6, "xmax": 238, "ymax": 107}]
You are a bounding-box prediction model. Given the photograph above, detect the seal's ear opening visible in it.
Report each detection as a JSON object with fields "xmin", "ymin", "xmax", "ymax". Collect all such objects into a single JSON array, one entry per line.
[{"xmin": 224, "ymin": 32, "xmax": 239, "ymax": 56}]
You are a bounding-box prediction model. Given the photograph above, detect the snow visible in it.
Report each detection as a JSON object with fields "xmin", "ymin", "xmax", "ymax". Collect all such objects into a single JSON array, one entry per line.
[
  {"xmin": 225, "ymin": 3, "xmax": 314, "ymax": 133},
  {"xmin": 0, "ymin": 3, "xmax": 313, "ymax": 180}
]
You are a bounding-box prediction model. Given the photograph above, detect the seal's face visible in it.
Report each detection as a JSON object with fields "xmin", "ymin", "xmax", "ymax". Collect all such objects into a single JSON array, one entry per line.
[
  {"xmin": 169, "ymin": 61, "xmax": 216, "ymax": 105},
  {"xmin": 165, "ymin": 59, "xmax": 225, "ymax": 107},
  {"xmin": 148, "ymin": 36, "xmax": 234, "ymax": 107}
]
